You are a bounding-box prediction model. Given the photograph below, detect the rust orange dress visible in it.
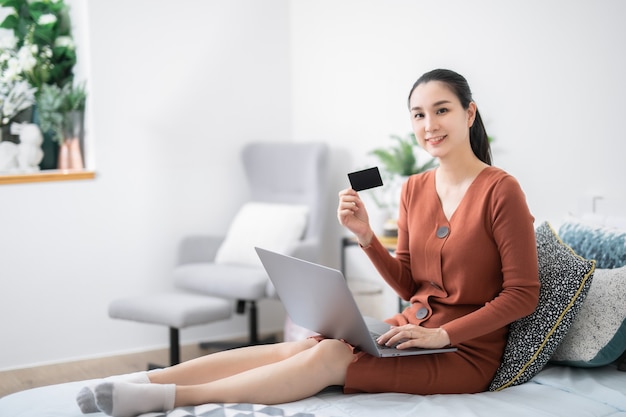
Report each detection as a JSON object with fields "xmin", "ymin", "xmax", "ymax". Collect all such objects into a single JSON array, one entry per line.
[{"xmin": 344, "ymin": 167, "xmax": 540, "ymax": 395}]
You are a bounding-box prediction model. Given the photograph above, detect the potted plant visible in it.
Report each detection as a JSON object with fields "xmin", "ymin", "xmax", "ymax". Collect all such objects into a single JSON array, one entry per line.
[
  {"xmin": 367, "ymin": 133, "xmax": 437, "ymax": 231},
  {"xmin": 370, "ymin": 132, "xmax": 437, "ymax": 177},
  {"xmin": 37, "ymin": 82, "xmax": 86, "ymax": 142},
  {"xmin": 37, "ymin": 81, "xmax": 86, "ymax": 169}
]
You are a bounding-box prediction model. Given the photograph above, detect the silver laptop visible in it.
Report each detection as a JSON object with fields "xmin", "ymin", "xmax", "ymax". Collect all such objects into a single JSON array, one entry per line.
[{"xmin": 255, "ymin": 247, "xmax": 457, "ymax": 358}]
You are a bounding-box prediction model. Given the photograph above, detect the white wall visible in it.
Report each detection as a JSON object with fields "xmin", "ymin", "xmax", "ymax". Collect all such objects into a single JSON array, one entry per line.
[
  {"xmin": 1, "ymin": 0, "xmax": 625, "ymax": 370},
  {"xmin": 0, "ymin": 0, "xmax": 293, "ymax": 370},
  {"xmin": 291, "ymin": 0, "xmax": 626, "ymax": 229}
]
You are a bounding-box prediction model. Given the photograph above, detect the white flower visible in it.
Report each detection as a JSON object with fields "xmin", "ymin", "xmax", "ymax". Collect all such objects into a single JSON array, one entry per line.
[
  {"xmin": 0, "ymin": 51, "xmax": 11, "ymax": 65},
  {"xmin": 17, "ymin": 46, "xmax": 37, "ymax": 72},
  {"xmin": 41, "ymin": 45, "xmax": 53, "ymax": 58},
  {"xmin": 1, "ymin": 80, "xmax": 36, "ymax": 122},
  {"xmin": 3, "ymin": 57, "xmax": 22, "ymax": 81},
  {"xmin": 0, "ymin": 31, "xmax": 17, "ymax": 50},
  {"xmin": 37, "ymin": 13, "xmax": 57, "ymax": 25},
  {"xmin": 54, "ymin": 36, "xmax": 74, "ymax": 49}
]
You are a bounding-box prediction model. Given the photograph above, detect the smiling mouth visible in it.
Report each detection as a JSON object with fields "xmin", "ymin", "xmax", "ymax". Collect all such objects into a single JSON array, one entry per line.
[{"xmin": 426, "ymin": 135, "xmax": 446, "ymax": 144}]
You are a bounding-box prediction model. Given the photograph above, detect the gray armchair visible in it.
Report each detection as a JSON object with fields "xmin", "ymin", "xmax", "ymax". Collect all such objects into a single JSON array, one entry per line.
[{"xmin": 173, "ymin": 141, "xmax": 330, "ymax": 345}]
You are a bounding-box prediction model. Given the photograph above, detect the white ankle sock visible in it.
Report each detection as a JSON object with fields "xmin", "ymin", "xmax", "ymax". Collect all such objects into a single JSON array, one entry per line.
[
  {"xmin": 76, "ymin": 371, "xmax": 151, "ymax": 414},
  {"xmin": 94, "ymin": 381, "xmax": 176, "ymax": 417}
]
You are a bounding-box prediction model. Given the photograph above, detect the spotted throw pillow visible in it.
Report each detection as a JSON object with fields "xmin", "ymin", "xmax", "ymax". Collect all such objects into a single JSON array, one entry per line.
[{"xmin": 489, "ymin": 222, "xmax": 596, "ymax": 391}]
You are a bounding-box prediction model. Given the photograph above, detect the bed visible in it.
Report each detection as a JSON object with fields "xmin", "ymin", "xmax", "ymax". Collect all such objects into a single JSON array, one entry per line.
[
  {"xmin": 2, "ymin": 215, "xmax": 626, "ymax": 417},
  {"xmin": 1, "ymin": 364, "xmax": 625, "ymax": 417}
]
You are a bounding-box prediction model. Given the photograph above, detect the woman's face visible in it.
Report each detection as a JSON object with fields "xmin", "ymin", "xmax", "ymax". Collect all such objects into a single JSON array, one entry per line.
[{"xmin": 408, "ymin": 81, "xmax": 476, "ymax": 161}]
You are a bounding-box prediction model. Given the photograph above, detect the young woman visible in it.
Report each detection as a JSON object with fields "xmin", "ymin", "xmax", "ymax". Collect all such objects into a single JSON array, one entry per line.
[{"xmin": 77, "ymin": 69, "xmax": 540, "ymax": 417}]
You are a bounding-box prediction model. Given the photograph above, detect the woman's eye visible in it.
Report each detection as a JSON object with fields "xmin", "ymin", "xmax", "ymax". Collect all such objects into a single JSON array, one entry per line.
[
  {"xmin": 413, "ymin": 112, "xmax": 424, "ymax": 119},
  {"xmin": 436, "ymin": 108, "xmax": 448, "ymax": 115}
]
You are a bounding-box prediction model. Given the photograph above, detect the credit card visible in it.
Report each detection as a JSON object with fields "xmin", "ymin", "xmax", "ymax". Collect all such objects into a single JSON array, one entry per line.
[{"xmin": 348, "ymin": 167, "xmax": 384, "ymax": 191}]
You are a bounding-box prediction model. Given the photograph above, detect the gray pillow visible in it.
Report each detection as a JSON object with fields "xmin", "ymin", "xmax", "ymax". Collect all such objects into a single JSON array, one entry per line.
[
  {"xmin": 489, "ymin": 222, "xmax": 596, "ymax": 391},
  {"xmin": 550, "ymin": 266, "xmax": 626, "ymax": 367}
]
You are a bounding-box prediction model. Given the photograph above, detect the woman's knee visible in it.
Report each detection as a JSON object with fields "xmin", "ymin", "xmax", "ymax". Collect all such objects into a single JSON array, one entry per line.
[
  {"xmin": 306, "ymin": 339, "xmax": 354, "ymax": 385},
  {"xmin": 312, "ymin": 339, "xmax": 355, "ymax": 366}
]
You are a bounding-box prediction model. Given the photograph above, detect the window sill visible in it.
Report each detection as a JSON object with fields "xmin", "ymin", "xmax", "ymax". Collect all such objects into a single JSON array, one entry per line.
[{"xmin": 0, "ymin": 170, "xmax": 96, "ymax": 185}]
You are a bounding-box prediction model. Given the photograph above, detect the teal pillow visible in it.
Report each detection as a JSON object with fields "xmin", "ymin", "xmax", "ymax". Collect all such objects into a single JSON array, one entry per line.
[
  {"xmin": 559, "ymin": 219, "xmax": 626, "ymax": 269},
  {"xmin": 489, "ymin": 222, "xmax": 595, "ymax": 391},
  {"xmin": 551, "ymin": 266, "xmax": 626, "ymax": 367}
]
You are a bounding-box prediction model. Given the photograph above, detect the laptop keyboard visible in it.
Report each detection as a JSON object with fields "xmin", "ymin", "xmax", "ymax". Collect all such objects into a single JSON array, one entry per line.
[{"xmin": 370, "ymin": 331, "xmax": 400, "ymax": 351}]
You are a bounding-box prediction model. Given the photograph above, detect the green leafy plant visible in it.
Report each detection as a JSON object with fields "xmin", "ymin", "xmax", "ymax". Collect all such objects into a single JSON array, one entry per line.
[
  {"xmin": 62, "ymin": 80, "xmax": 86, "ymax": 111},
  {"xmin": 365, "ymin": 133, "xmax": 437, "ymax": 212},
  {"xmin": 0, "ymin": 0, "xmax": 76, "ymax": 91},
  {"xmin": 370, "ymin": 133, "xmax": 437, "ymax": 177},
  {"xmin": 37, "ymin": 81, "xmax": 85, "ymax": 143},
  {"xmin": 36, "ymin": 83, "xmax": 63, "ymax": 141}
]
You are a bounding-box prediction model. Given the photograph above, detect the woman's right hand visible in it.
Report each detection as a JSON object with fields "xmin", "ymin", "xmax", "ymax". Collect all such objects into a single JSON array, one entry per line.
[{"xmin": 337, "ymin": 188, "xmax": 374, "ymax": 247}]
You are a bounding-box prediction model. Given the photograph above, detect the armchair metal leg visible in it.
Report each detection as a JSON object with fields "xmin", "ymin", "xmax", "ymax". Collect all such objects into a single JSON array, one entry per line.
[
  {"xmin": 169, "ymin": 327, "xmax": 180, "ymax": 366},
  {"xmin": 249, "ymin": 300, "xmax": 259, "ymax": 345},
  {"xmin": 148, "ymin": 327, "xmax": 180, "ymax": 370},
  {"xmin": 199, "ymin": 300, "xmax": 276, "ymax": 350}
]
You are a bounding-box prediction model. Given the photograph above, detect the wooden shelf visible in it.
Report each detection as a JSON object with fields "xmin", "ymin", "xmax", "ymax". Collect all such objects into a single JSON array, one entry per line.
[{"xmin": 0, "ymin": 169, "xmax": 96, "ymax": 185}]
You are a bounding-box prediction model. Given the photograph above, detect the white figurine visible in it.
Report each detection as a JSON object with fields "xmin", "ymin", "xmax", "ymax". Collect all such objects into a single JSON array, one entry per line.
[
  {"xmin": 0, "ymin": 141, "xmax": 18, "ymax": 172},
  {"xmin": 16, "ymin": 123, "xmax": 44, "ymax": 172}
]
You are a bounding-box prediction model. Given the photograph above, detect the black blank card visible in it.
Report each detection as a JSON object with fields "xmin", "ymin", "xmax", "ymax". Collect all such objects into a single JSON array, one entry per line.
[{"xmin": 348, "ymin": 167, "xmax": 384, "ymax": 191}]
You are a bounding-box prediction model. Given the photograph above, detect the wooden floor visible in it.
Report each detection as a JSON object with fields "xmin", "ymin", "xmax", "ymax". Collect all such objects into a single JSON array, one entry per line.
[{"xmin": 0, "ymin": 343, "xmax": 218, "ymax": 399}]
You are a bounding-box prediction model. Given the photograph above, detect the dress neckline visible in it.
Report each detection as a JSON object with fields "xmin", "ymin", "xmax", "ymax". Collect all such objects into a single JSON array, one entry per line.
[{"xmin": 433, "ymin": 166, "xmax": 494, "ymax": 223}]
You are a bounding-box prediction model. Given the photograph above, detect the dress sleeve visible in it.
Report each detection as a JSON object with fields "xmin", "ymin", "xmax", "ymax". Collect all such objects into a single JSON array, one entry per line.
[
  {"xmin": 441, "ymin": 175, "xmax": 540, "ymax": 345},
  {"xmin": 360, "ymin": 235, "xmax": 418, "ymax": 300},
  {"xmin": 360, "ymin": 176, "xmax": 418, "ymax": 301}
]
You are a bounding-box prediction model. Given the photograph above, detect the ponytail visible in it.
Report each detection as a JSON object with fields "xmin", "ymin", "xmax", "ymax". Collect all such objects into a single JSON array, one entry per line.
[{"xmin": 470, "ymin": 110, "xmax": 492, "ymax": 166}]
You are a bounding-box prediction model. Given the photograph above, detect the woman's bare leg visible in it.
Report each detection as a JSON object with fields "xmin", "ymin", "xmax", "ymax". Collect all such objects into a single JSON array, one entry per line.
[
  {"xmin": 149, "ymin": 338, "xmax": 319, "ymax": 386},
  {"xmin": 92, "ymin": 339, "xmax": 354, "ymax": 416},
  {"xmin": 175, "ymin": 339, "xmax": 355, "ymax": 406}
]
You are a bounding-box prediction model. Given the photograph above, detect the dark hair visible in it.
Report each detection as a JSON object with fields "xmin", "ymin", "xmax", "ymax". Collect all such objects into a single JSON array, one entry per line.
[{"xmin": 408, "ymin": 69, "xmax": 492, "ymax": 166}]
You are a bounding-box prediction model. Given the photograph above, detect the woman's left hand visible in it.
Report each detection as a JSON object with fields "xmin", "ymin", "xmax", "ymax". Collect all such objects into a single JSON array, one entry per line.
[{"xmin": 376, "ymin": 324, "xmax": 451, "ymax": 350}]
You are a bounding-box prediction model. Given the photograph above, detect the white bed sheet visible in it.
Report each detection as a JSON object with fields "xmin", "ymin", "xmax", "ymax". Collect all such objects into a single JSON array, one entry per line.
[{"xmin": 1, "ymin": 365, "xmax": 625, "ymax": 417}]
